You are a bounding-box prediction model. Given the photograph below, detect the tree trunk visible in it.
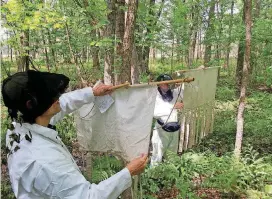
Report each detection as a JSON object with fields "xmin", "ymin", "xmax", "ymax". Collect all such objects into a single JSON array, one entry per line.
[
  {"xmin": 17, "ymin": 31, "xmax": 30, "ymax": 72},
  {"xmin": 192, "ymin": 31, "xmax": 197, "ymax": 61},
  {"xmin": 176, "ymin": 38, "xmax": 181, "ymax": 62},
  {"xmin": 46, "ymin": 28, "xmax": 56, "ymax": 68},
  {"xmin": 65, "ymin": 23, "xmax": 85, "ymax": 85},
  {"xmin": 81, "ymin": 47, "xmax": 87, "ymax": 63},
  {"xmin": 142, "ymin": 0, "xmax": 155, "ymax": 74},
  {"xmin": 25, "ymin": 30, "xmax": 30, "ymax": 71},
  {"xmin": 215, "ymin": 0, "xmax": 224, "ymax": 63},
  {"xmin": 204, "ymin": 0, "xmax": 216, "ymax": 67},
  {"xmin": 131, "ymin": 45, "xmax": 139, "ymax": 84},
  {"xmin": 92, "ymin": 30, "xmax": 100, "ymax": 70},
  {"xmin": 216, "ymin": 44, "xmax": 220, "ymax": 60},
  {"xmin": 225, "ymin": 0, "xmax": 235, "ymax": 70},
  {"xmin": 7, "ymin": 37, "xmax": 10, "ymax": 59},
  {"xmin": 82, "ymin": 0, "xmax": 101, "ymax": 70},
  {"xmin": 104, "ymin": 0, "xmax": 116, "ymax": 85},
  {"xmin": 86, "ymin": 46, "xmax": 89, "ymax": 62},
  {"xmin": 236, "ymin": 41, "xmax": 244, "ymax": 90},
  {"xmin": 115, "ymin": 0, "xmax": 125, "ymax": 85},
  {"xmin": 189, "ymin": 30, "xmax": 198, "ymax": 67},
  {"xmin": 150, "ymin": 47, "xmax": 156, "ymax": 65},
  {"xmin": 188, "ymin": 4, "xmax": 199, "ymax": 67},
  {"xmin": 197, "ymin": 29, "xmax": 202, "ymax": 60},
  {"xmin": 236, "ymin": 6, "xmax": 246, "ymax": 95},
  {"xmin": 142, "ymin": 0, "xmax": 165, "ymax": 74},
  {"xmin": 254, "ymin": 0, "xmax": 261, "ymax": 18},
  {"xmin": 10, "ymin": 47, "xmax": 13, "ymax": 62},
  {"xmin": 234, "ymin": 0, "xmax": 252, "ymax": 159},
  {"xmin": 250, "ymin": 0, "xmax": 261, "ymax": 76},
  {"xmin": 42, "ymin": 32, "xmax": 50, "ymax": 71},
  {"xmin": 122, "ymin": 0, "xmax": 138, "ymax": 84},
  {"xmin": 171, "ymin": 35, "xmax": 174, "ymax": 72}
]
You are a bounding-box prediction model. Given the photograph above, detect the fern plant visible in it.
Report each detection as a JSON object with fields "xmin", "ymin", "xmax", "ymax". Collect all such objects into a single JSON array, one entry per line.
[
  {"xmin": 91, "ymin": 155, "xmax": 123, "ymax": 184},
  {"xmin": 238, "ymin": 146, "xmax": 272, "ymax": 191}
]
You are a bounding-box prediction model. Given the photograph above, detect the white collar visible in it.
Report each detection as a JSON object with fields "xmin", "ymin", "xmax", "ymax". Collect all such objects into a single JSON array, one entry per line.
[{"xmin": 22, "ymin": 123, "xmax": 58, "ymax": 142}]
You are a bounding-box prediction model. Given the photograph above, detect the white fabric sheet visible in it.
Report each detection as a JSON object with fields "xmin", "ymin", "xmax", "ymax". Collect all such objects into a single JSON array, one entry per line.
[{"xmin": 75, "ymin": 86, "xmax": 157, "ymax": 162}]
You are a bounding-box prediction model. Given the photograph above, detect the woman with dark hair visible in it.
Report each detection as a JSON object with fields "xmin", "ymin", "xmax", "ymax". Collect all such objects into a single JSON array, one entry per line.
[
  {"xmin": 151, "ymin": 74, "xmax": 184, "ymax": 166},
  {"xmin": 2, "ymin": 70, "xmax": 147, "ymax": 199}
]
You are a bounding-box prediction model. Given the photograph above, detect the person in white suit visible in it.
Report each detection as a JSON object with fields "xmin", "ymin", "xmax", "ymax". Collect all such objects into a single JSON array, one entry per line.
[
  {"xmin": 151, "ymin": 74, "xmax": 184, "ymax": 166},
  {"xmin": 2, "ymin": 70, "xmax": 148, "ymax": 199}
]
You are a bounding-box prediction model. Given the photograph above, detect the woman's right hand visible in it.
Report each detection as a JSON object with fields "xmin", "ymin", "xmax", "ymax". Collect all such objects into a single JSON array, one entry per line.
[
  {"xmin": 93, "ymin": 84, "xmax": 113, "ymax": 96},
  {"xmin": 126, "ymin": 154, "xmax": 148, "ymax": 176}
]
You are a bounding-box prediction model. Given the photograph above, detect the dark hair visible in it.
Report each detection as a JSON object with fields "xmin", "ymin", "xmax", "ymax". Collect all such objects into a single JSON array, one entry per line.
[
  {"xmin": 8, "ymin": 109, "xmax": 36, "ymax": 124},
  {"xmin": 2, "ymin": 70, "xmax": 69, "ymax": 124},
  {"xmin": 156, "ymin": 74, "xmax": 173, "ymax": 82}
]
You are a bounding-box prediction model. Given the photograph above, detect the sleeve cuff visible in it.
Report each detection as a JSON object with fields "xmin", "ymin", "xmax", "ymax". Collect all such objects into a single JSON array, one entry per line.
[
  {"xmin": 81, "ymin": 87, "xmax": 95, "ymax": 102},
  {"xmin": 119, "ymin": 168, "xmax": 132, "ymax": 190}
]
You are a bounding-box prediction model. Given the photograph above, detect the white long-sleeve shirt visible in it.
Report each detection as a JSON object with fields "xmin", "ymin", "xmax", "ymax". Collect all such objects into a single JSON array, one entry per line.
[{"xmin": 6, "ymin": 87, "xmax": 132, "ymax": 199}]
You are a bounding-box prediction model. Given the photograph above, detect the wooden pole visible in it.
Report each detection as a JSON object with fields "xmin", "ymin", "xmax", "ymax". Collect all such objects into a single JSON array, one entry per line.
[{"xmin": 109, "ymin": 77, "xmax": 195, "ymax": 90}]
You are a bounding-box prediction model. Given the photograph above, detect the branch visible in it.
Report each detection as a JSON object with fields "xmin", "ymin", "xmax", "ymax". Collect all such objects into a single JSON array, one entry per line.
[
  {"xmin": 29, "ymin": 57, "xmax": 39, "ymax": 71},
  {"xmin": 73, "ymin": 0, "xmax": 83, "ymax": 8}
]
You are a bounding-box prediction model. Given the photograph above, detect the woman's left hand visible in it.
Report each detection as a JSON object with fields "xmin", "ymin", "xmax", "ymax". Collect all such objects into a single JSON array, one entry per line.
[{"xmin": 174, "ymin": 102, "xmax": 184, "ymax": 109}]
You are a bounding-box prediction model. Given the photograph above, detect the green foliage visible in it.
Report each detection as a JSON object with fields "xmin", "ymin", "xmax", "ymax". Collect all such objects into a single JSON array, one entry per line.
[
  {"xmin": 56, "ymin": 114, "xmax": 76, "ymax": 148},
  {"xmin": 255, "ymin": 66, "xmax": 272, "ymax": 88},
  {"xmin": 90, "ymin": 155, "xmax": 123, "ymax": 184},
  {"xmin": 150, "ymin": 61, "xmax": 186, "ymax": 77},
  {"xmin": 141, "ymin": 151, "xmax": 199, "ymax": 198},
  {"xmin": 141, "ymin": 148, "xmax": 272, "ymax": 198},
  {"xmin": 1, "ymin": 180, "xmax": 16, "ymax": 199}
]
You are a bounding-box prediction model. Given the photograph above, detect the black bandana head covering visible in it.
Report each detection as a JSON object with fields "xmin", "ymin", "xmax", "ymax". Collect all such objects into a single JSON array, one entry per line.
[
  {"xmin": 156, "ymin": 74, "xmax": 173, "ymax": 102},
  {"xmin": 2, "ymin": 70, "xmax": 70, "ymax": 121}
]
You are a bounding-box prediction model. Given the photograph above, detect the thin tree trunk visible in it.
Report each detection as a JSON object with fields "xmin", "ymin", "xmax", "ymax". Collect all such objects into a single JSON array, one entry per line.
[
  {"xmin": 131, "ymin": 45, "xmax": 139, "ymax": 84},
  {"xmin": 86, "ymin": 46, "xmax": 89, "ymax": 62},
  {"xmin": 25, "ymin": 30, "xmax": 30, "ymax": 71},
  {"xmin": 236, "ymin": 6, "xmax": 246, "ymax": 95},
  {"xmin": 189, "ymin": 30, "xmax": 198, "ymax": 67},
  {"xmin": 216, "ymin": 0, "xmax": 224, "ymax": 62},
  {"xmin": 10, "ymin": 47, "xmax": 13, "ymax": 62},
  {"xmin": 250, "ymin": 0, "xmax": 261, "ymax": 76},
  {"xmin": 142, "ymin": 0, "xmax": 155, "ymax": 74},
  {"xmin": 161, "ymin": 49, "xmax": 164, "ymax": 64},
  {"xmin": 192, "ymin": 31, "xmax": 197, "ymax": 61},
  {"xmin": 46, "ymin": 28, "xmax": 56, "ymax": 68},
  {"xmin": 104, "ymin": 0, "xmax": 116, "ymax": 85},
  {"xmin": 226, "ymin": 0, "xmax": 235, "ymax": 71},
  {"xmin": 82, "ymin": 0, "xmax": 101, "ymax": 69},
  {"xmin": 176, "ymin": 38, "xmax": 181, "ymax": 62},
  {"xmin": 152, "ymin": 47, "xmax": 156, "ymax": 64},
  {"xmin": 142, "ymin": 0, "xmax": 165, "ymax": 74},
  {"xmin": 65, "ymin": 23, "xmax": 85, "ymax": 85},
  {"xmin": 42, "ymin": 32, "xmax": 50, "ymax": 71},
  {"xmin": 236, "ymin": 42, "xmax": 244, "ymax": 90},
  {"xmin": 17, "ymin": 31, "xmax": 30, "ymax": 72},
  {"xmin": 171, "ymin": 35, "xmax": 174, "ymax": 72},
  {"xmin": 234, "ymin": 0, "xmax": 252, "ymax": 159},
  {"xmin": 216, "ymin": 44, "xmax": 220, "ymax": 60},
  {"xmin": 188, "ymin": 4, "xmax": 199, "ymax": 67},
  {"xmin": 115, "ymin": 0, "xmax": 125, "ymax": 85},
  {"xmin": 197, "ymin": 29, "xmax": 202, "ymax": 60},
  {"xmin": 81, "ymin": 48, "xmax": 85, "ymax": 63},
  {"xmin": 92, "ymin": 30, "xmax": 100, "ymax": 70},
  {"xmin": 7, "ymin": 36, "xmax": 9, "ymax": 59},
  {"xmin": 204, "ymin": 0, "xmax": 216, "ymax": 67},
  {"xmin": 122, "ymin": 0, "xmax": 138, "ymax": 83}
]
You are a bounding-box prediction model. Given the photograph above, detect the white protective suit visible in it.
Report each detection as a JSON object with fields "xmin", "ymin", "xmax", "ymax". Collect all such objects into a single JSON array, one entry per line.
[
  {"xmin": 150, "ymin": 86, "xmax": 184, "ymax": 166},
  {"xmin": 5, "ymin": 88, "xmax": 131, "ymax": 199}
]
